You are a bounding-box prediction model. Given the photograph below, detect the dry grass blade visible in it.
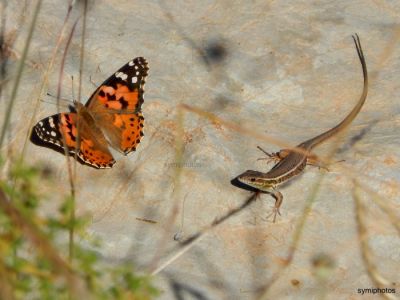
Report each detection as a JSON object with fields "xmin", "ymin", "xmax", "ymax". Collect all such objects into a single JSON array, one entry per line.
[
  {"xmin": 148, "ymin": 106, "xmax": 186, "ymax": 273},
  {"xmin": 353, "ymin": 181, "xmax": 397, "ymax": 300},
  {"xmin": 356, "ymin": 179, "xmax": 400, "ymax": 235},
  {"xmin": 180, "ymin": 103, "xmax": 357, "ymax": 167},
  {"xmin": 254, "ymin": 168, "xmax": 328, "ymax": 299},
  {"xmin": 0, "ymin": 0, "xmax": 42, "ymax": 148},
  {"xmin": 55, "ymin": 17, "xmax": 79, "ymax": 261},
  {"xmin": 150, "ymin": 192, "xmax": 259, "ymax": 276},
  {"xmin": 22, "ymin": 0, "xmax": 75, "ymax": 159},
  {"xmin": 256, "ymin": 103, "xmax": 364, "ymax": 299}
]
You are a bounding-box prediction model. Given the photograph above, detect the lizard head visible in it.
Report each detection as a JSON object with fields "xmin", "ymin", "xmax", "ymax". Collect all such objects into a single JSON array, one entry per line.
[{"xmin": 236, "ymin": 170, "xmax": 275, "ymax": 192}]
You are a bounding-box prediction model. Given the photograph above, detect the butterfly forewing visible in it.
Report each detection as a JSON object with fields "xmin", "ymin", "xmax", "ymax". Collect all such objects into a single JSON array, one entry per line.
[
  {"xmin": 87, "ymin": 57, "xmax": 148, "ymax": 154},
  {"xmin": 86, "ymin": 57, "xmax": 148, "ymax": 113}
]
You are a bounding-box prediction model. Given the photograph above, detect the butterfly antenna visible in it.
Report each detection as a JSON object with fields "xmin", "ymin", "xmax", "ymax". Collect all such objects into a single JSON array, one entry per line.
[
  {"xmin": 71, "ymin": 75, "xmax": 77, "ymax": 104},
  {"xmin": 40, "ymin": 97, "xmax": 70, "ymax": 109},
  {"xmin": 46, "ymin": 92, "xmax": 74, "ymax": 104}
]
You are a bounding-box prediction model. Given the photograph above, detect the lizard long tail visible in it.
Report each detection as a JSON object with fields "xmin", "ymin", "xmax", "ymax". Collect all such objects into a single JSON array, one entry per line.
[{"xmin": 303, "ymin": 34, "xmax": 368, "ymax": 149}]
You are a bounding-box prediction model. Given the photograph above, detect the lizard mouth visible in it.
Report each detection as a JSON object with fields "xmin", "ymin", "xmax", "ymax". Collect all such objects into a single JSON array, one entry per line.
[{"xmin": 236, "ymin": 170, "xmax": 275, "ymax": 190}]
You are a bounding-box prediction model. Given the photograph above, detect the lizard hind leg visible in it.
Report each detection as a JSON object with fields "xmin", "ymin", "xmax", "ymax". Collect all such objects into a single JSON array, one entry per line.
[{"xmin": 307, "ymin": 154, "xmax": 345, "ymax": 171}]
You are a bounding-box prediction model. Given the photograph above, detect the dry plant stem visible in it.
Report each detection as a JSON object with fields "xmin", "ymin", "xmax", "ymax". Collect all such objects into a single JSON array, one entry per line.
[
  {"xmin": 353, "ymin": 181, "xmax": 396, "ymax": 300},
  {"xmin": 255, "ymin": 173, "xmax": 327, "ymax": 299},
  {"xmin": 150, "ymin": 234, "xmax": 206, "ymax": 277},
  {"xmin": 180, "ymin": 103, "xmax": 333, "ymax": 166},
  {"xmin": 180, "ymin": 101, "xmax": 388, "ymax": 206},
  {"xmin": 237, "ymin": 34, "xmax": 367, "ymax": 225},
  {"xmin": 372, "ymin": 28, "xmax": 400, "ymax": 83},
  {"xmin": 181, "ymin": 103, "xmax": 390, "ymax": 193},
  {"xmin": 77, "ymin": 0, "xmax": 87, "ymax": 107},
  {"xmin": 56, "ymin": 18, "xmax": 79, "ymax": 262},
  {"xmin": 181, "ymin": 105, "xmax": 388, "ymax": 194},
  {"xmin": 257, "ymin": 134, "xmax": 348, "ymax": 300},
  {"xmin": 93, "ymin": 126, "xmax": 167, "ymax": 221},
  {"xmin": 150, "ymin": 192, "xmax": 259, "ymax": 275},
  {"xmin": 173, "ymin": 33, "xmax": 395, "ymax": 299},
  {"xmin": 75, "ymin": 0, "xmax": 88, "ymax": 178},
  {"xmin": 0, "ymin": 0, "xmax": 42, "ymax": 148},
  {"xmin": 355, "ymin": 180, "xmax": 400, "ymax": 235},
  {"xmin": 22, "ymin": 0, "xmax": 74, "ymax": 159},
  {"xmin": 321, "ymin": 156, "xmax": 392, "ymax": 202},
  {"xmin": 40, "ymin": 98, "xmax": 71, "ymax": 108},
  {"xmin": 67, "ymin": 0, "xmax": 87, "ymax": 263},
  {"xmin": 0, "ymin": 0, "xmax": 7, "ymax": 101},
  {"xmin": 178, "ymin": 194, "xmax": 188, "ymax": 236},
  {"xmin": 0, "ymin": 3, "xmax": 41, "ymax": 295},
  {"xmin": 0, "ymin": 188, "xmax": 80, "ymax": 296},
  {"xmin": 148, "ymin": 106, "xmax": 185, "ymax": 273},
  {"xmin": 0, "ymin": 2, "xmax": 13, "ymax": 170},
  {"xmin": 94, "ymin": 165, "xmax": 141, "ymax": 221},
  {"xmin": 256, "ymin": 32, "xmax": 397, "ymax": 298}
]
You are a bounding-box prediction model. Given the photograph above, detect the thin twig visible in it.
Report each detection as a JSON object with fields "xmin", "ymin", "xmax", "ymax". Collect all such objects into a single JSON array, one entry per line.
[
  {"xmin": 148, "ymin": 105, "xmax": 186, "ymax": 272},
  {"xmin": 22, "ymin": 0, "xmax": 75, "ymax": 160},
  {"xmin": 0, "ymin": 0, "xmax": 42, "ymax": 148},
  {"xmin": 353, "ymin": 181, "xmax": 396, "ymax": 300},
  {"xmin": 55, "ymin": 18, "xmax": 79, "ymax": 262},
  {"xmin": 150, "ymin": 192, "xmax": 259, "ymax": 275}
]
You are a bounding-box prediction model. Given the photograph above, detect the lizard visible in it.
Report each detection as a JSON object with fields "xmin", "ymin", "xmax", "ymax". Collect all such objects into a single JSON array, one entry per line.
[{"xmin": 236, "ymin": 34, "xmax": 368, "ymax": 222}]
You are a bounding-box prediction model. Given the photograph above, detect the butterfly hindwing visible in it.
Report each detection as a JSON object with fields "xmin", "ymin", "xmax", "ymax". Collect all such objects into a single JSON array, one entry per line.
[
  {"xmin": 99, "ymin": 112, "xmax": 145, "ymax": 155},
  {"xmin": 30, "ymin": 113, "xmax": 116, "ymax": 169},
  {"xmin": 117, "ymin": 112, "xmax": 145, "ymax": 154},
  {"xmin": 30, "ymin": 113, "xmax": 68, "ymax": 154}
]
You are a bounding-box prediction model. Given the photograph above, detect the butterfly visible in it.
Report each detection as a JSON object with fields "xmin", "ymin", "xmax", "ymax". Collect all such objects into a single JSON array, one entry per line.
[{"xmin": 30, "ymin": 57, "xmax": 148, "ymax": 169}]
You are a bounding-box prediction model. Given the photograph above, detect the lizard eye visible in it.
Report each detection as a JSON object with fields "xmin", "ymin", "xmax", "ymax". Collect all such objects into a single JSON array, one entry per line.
[{"xmin": 250, "ymin": 178, "xmax": 256, "ymax": 182}]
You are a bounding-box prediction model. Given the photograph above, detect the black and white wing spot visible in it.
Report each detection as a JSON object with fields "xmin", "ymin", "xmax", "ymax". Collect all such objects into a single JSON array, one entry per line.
[
  {"xmin": 30, "ymin": 114, "xmax": 64, "ymax": 150},
  {"xmin": 104, "ymin": 57, "xmax": 148, "ymax": 93}
]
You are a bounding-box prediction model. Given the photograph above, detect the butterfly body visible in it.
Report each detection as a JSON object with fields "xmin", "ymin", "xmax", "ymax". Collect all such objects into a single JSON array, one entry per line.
[{"xmin": 30, "ymin": 57, "xmax": 148, "ymax": 169}]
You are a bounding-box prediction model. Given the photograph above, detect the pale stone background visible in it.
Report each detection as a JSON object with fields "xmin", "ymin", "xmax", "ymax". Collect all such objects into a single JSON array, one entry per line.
[{"xmin": 2, "ymin": 0, "xmax": 400, "ymax": 299}]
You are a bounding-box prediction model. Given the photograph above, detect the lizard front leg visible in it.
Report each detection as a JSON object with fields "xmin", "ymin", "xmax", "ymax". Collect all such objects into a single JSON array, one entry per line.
[
  {"xmin": 265, "ymin": 188, "xmax": 283, "ymax": 223},
  {"xmin": 257, "ymin": 146, "xmax": 291, "ymax": 164}
]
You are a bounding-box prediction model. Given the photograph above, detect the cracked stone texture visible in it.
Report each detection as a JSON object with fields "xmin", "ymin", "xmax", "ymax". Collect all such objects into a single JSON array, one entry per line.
[{"xmin": 2, "ymin": 0, "xmax": 400, "ymax": 299}]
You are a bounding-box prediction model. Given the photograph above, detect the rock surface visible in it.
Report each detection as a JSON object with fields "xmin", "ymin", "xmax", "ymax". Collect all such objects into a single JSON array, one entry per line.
[{"xmin": 3, "ymin": 0, "xmax": 399, "ymax": 299}]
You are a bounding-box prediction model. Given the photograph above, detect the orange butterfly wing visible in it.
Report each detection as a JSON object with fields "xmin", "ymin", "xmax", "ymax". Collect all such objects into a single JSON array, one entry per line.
[
  {"xmin": 30, "ymin": 112, "xmax": 116, "ymax": 169},
  {"xmin": 30, "ymin": 57, "xmax": 148, "ymax": 168},
  {"xmin": 86, "ymin": 57, "xmax": 148, "ymax": 154}
]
